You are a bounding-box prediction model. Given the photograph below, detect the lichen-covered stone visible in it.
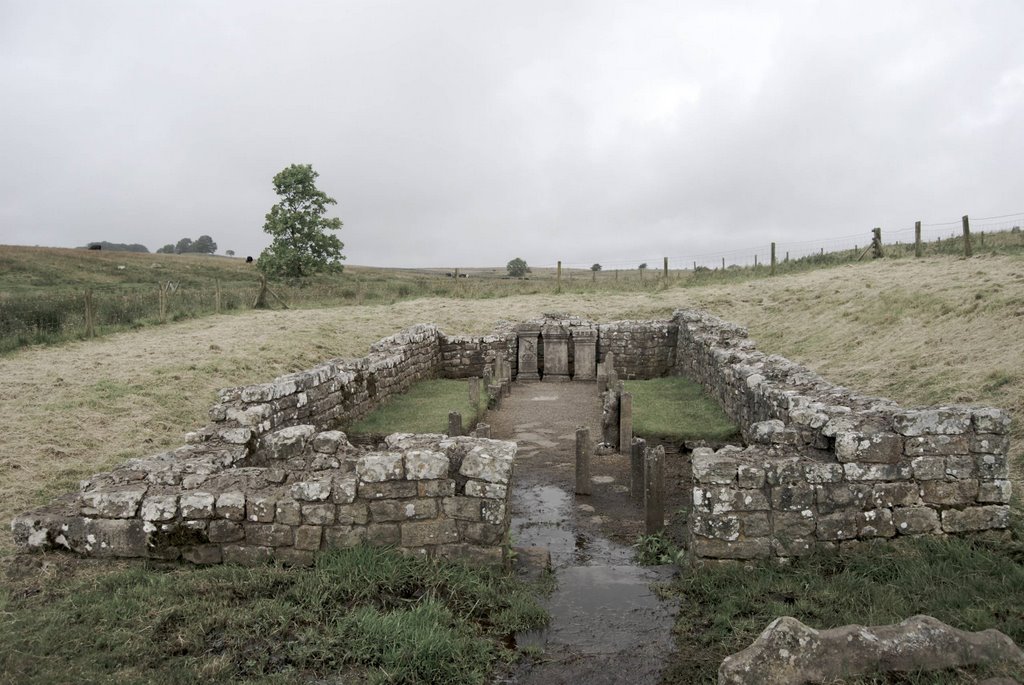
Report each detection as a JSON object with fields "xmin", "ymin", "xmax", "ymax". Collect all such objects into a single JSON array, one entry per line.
[
  {"xmin": 401, "ymin": 519, "xmax": 459, "ymax": 546},
  {"xmin": 904, "ymin": 435, "xmax": 968, "ymax": 456},
  {"xmin": 81, "ymin": 489, "xmax": 147, "ymax": 519},
  {"xmin": 977, "ymin": 480, "xmax": 1012, "ymax": 503},
  {"xmin": 972, "ymin": 407, "xmax": 1011, "ymax": 434},
  {"xmin": 369, "ymin": 498, "xmax": 438, "ymax": 522},
  {"xmin": 892, "ymin": 409, "xmax": 971, "ymax": 436},
  {"xmin": 892, "ymin": 506, "xmax": 941, "ymax": 535},
  {"xmin": 692, "ymin": 451, "xmax": 739, "ymax": 484},
  {"xmin": 312, "ymin": 430, "xmax": 350, "ymax": 453},
  {"xmin": 941, "ymin": 506, "xmax": 1010, "ymax": 533},
  {"xmin": 459, "ymin": 444, "xmax": 515, "ymax": 484},
  {"xmin": 290, "ymin": 478, "xmax": 332, "ymax": 502},
  {"xmin": 835, "ymin": 431, "xmax": 903, "ymax": 464},
  {"xmin": 404, "ymin": 450, "xmax": 449, "ymax": 480},
  {"xmin": 140, "ymin": 495, "xmax": 178, "ymax": 522},
  {"xmin": 180, "ymin": 492, "xmax": 216, "ymax": 519},
  {"xmin": 356, "ymin": 453, "xmax": 405, "ymax": 482},
  {"xmin": 215, "ymin": 492, "xmax": 245, "ymax": 520}
]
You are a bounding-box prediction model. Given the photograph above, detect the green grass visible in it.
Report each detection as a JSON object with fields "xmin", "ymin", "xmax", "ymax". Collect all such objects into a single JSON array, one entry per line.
[
  {"xmin": 664, "ymin": 531, "xmax": 1024, "ymax": 684},
  {"xmin": 0, "ymin": 545, "xmax": 548, "ymax": 684},
  {"xmin": 625, "ymin": 377, "xmax": 740, "ymax": 443},
  {"xmin": 347, "ymin": 378, "xmax": 487, "ymax": 436}
]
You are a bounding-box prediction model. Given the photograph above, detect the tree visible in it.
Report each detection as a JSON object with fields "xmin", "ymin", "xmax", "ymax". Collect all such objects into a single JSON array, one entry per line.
[
  {"xmin": 258, "ymin": 164, "xmax": 345, "ymax": 279},
  {"xmin": 157, "ymin": 244, "xmax": 175, "ymax": 254},
  {"xmin": 192, "ymin": 235, "xmax": 217, "ymax": 254},
  {"xmin": 638, "ymin": 262, "xmax": 648, "ymax": 270},
  {"xmin": 225, "ymin": 249, "xmax": 235, "ymax": 257},
  {"xmin": 506, "ymin": 257, "xmax": 530, "ymax": 278},
  {"xmin": 590, "ymin": 263, "xmax": 602, "ymax": 272},
  {"xmin": 175, "ymin": 237, "xmax": 193, "ymax": 254}
]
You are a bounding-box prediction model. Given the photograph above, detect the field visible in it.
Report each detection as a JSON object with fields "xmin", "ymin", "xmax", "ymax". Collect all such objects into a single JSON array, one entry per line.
[{"xmin": 2, "ymin": 246, "xmax": 1023, "ymax": 681}]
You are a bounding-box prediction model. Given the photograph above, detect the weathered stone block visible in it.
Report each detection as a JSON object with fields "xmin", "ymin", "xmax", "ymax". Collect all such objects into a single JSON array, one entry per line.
[
  {"xmin": 336, "ymin": 503, "xmax": 369, "ymax": 526},
  {"xmin": 481, "ymin": 500, "xmax": 507, "ymax": 525},
  {"xmin": 442, "ymin": 497, "xmax": 482, "ymax": 521},
  {"xmin": 978, "ymin": 480, "xmax": 1012, "ymax": 504},
  {"xmin": 358, "ymin": 481, "xmax": 418, "ymax": 499},
  {"xmin": 859, "ymin": 508, "xmax": 896, "ymax": 538},
  {"xmin": 816, "ymin": 512, "xmax": 861, "ymax": 540},
  {"xmin": 275, "ymin": 499, "xmax": 302, "ymax": 525},
  {"xmin": 459, "ymin": 521, "xmax": 505, "ymax": 545},
  {"xmin": 312, "ymin": 430, "xmax": 349, "ymax": 453},
  {"xmin": 140, "ymin": 495, "xmax": 178, "ymax": 522},
  {"xmin": 404, "ymin": 450, "xmax": 449, "ymax": 480},
  {"xmin": 773, "ymin": 511, "xmax": 816, "ymax": 538},
  {"xmin": 247, "ymin": 495, "xmax": 276, "ymax": 523},
  {"xmin": 910, "ymin": 456, "xmax": 946, "ymax": 480},
  {"xmin": 944, "ymin": 455, "xmax": 975, "ymax": 480},
  {"xmin": 401, "ymin": 519, "xmax": 460, "ymax": 547},
  {"xmin": 904, "ymin": 435, "xmax": 968, "ymax": 456},
  {"xmin": 804, "ymin": 462, "xmax": 844, "ymax": 484},
  {"xmin": 180, "ymin": 492, "xmax": 216, "ymax": 519},
  {"xmin": 81, "ymin": 489, "xmax": 147, "ymax": 519},
  {"xmin": 872, "ymin": 482, "xmax": 920, "ymax": 509},
  {"xmin": 324, "ymin": 525, "xmax": 366, "ymax": 548},
  {"xmin": 920, "ymin": 480, "xmax": 978, "ymax": 506},
  {"xmin": 737, "ymin": 463, "xmax": 767, "ymax": 489},
  {"xmin": 842, "ymin": 463, "xmax": 911, "ymax": 482},
  {"xmin": 366, "ymin": 523, "xmax": 400, "ymax": 545},
  {"xmin": 182, "ymin": 545, "xmax": 222, "ymax": 565},
  {"xmin": 691, "ymin": 537, "xmax": 771, "ymax": 560},
  {"xmin": 215, "ymin": 492, "xmax": 245, "ymax": 520},
  {"xmin": 245, "ymin": 523, "xmax": 293, "ymax": 547},
  {"xmin": 276, "ymin": 548, "xmax": 316, "ymax": 566},
  {"xmin": 356, "ymin": 453, "xmax": 405, "ymax": 482},
  {"xmin": 208, "ymin": 519, "xmax": 244, "ymax": 543},
  {"xmin": 692, "ymin": 452, "xmax": 738, "ymax": 484},
  {"xmin": 835, "ymin": 432, "xmax": 903, "ymax": 464},
  {"xmin": 301, "ymin": 503, "xmax": 335, "ymax": 525},
  {"xmin": 892, "ymin": 506, "xmax": 941, "ymax": 535},
  {"xmin": 262, "ymin": 425, "xmax": 316, "ymax": 459},
  {"xmin": 765, "ymin": 457, "xmax": 804, "ymax": 485},
  {"xmin": 436, "ymin": 543, "xmax": 504, "ymax": 565},
  {"xmin": 770, "ymin": 483, "xmax": 815, "ymax": 511},
  {"xmin": 969, "ymin": 434, "xmax": 1009, "ymax": 454},
  {"xmin": 418, "ymin": 479, "xmax": 456, "ymax": 497},
  {"xmin": 941, "ymin": 506, "xmax": 1010, "ymax": 533},
  {"xmin": 972, "ymin": 407, "xmax": 1011, "ymax": 434},
  {"xmin": 976, "ymin": 453, "xmax": 1009, "ymax": 479},
  {"xmin": 369, "ymin": 498, "xmax": 438, "ymax": 522},
  {"xmin": 692, "ymin": 514, "xmax": 740, "ymax": 541},
  {"xmin": 464, "ymin": 481, "xmax": 507, "ymax": 499},
  {"xmin": 291, "ymin": 478, "xmax": 333, "ymax": 502},
  {"xmin": 223, "ymin": 545, "xmax": 273, "ymax": 565},
  {"xmin": 459, "ymin": 445, "xmax": 515, "ymax": 484},
  {"xmin": 772, "ymin": 537, "xmax": 815, "ymax": 557},
  {"xmin": 739, "ymin": 512, "xmax": 772, "ymax": 537},
  {"xmin": 892, "ymin": 409, "xmax": 971, "ymax": 436},
  {"xmin": 294, "ymin": 525, "xmax": 323, "ymax": 551}
]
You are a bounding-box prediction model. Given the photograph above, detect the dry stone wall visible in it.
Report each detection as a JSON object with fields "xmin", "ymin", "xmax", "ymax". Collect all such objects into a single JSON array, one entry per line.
[{"xmin": 597, "ymin": 320, "xmax": 678, "ymax": 379}]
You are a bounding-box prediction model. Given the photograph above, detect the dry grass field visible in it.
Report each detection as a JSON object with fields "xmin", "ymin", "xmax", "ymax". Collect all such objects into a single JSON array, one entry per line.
[{"xmin": 2, "ymin": 254, "xmax": 1022, "ymax": 556}]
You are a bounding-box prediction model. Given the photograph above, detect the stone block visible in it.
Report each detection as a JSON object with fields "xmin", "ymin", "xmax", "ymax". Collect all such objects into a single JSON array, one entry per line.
[
  {"xmin": 944, "ymin": 455, "xmax": 976, "ymax": 480},
  {"xmin": 369, "ymin": 498, "xmax": 438, "ymax": 522},
  {"xmin": 892, "ymin": 409, "xmax": 971, "ymax": 436},
  {"xmin": 312, "ymin": 430, "xmax": 349, "ymax": 453},
  {"xmin": 208, "ymin": 519, "xmax": 245, "ymax": 543},
  {"xmin": 771, "ymin": 537, "xmax": 815, "ymax": 557},
  {"xmin": 972, "ymin": 407, "xmax": 1011, "ymax": 434},
  {"xmin": 463, "ymin": 481, "xmax": 505, "ymax": 499},
  {"xmin": 182, "ymin": 545, "xmax": 223, "ymax": 565},
  {"xmin": 978, "ymin": 480, "xmax": 1012, "ymax": 504},
  {"xmin": 770, "ymin": 483, "xmax": 815, "ymax": 511},
  {"xmin": 261, "ymin": 424, "xmax": 316, "ymax": 459},
  {"xmin": 816, "ymin": 511, "xmax": 861, "ymax": 540},
  {"xmin": 418, "ymin": 479, "xmax": 456, "ymax": 497},
  {"xmin": 436, "ymin": 544, "xmax": 504, "ymax": 565},
  {"xmin": 737, "ymin": 463, "xmax": 767, "ymax": 489},
  {"xmin": 245, "ymin": 523, "xmax": 293, "ymax": 547},
  {"xmin": 976, "ymin": 453, "xmax": 1009, "ymax": 479},
  {"xmin": 835, "ymin": 432, "xmax": 903, "ymax": 464},
  {"xmin": 275, "ymin": 548, "xmax": 316, "ymax": 566},
  {"xmin": 246, "ymin": 495, "xmax": 276, "ymax": 523},
  {"xmin": 358, "ymin": 481, "xmax": 418, "ymax": 499},
  {"xmin": 910, "ymin": 456, "xmax": 946, "ymax": 480},
  {"xmin": 140, "ymin": 495, "xmax": 178, "ymax": 522},
  {"xmin": 804, "ymin": 462, "xmax": 844, "ymax": 484},
  {"xmin": 941, "ymin": 506, "xmax": 1010, "ymax": 533},
  {"xmin": 404, "ymin": 450, "xmax": 449, "ymax": 480},
  {"xmin": 275, "ymin": 499, "xmax": 302, "ymax": 525},
  {"xmin": 692, "ymin": 453, "xmax": 738, "ymax": 484},
  {"xmin": 691, "ymin": 537, "xmax": 771, "ymax": 560},
  {"xmin": 904, "ymin": 435, "xmax": 968, "ymax": 456},
  {"xmin": 356, "ymin": 453, "xmax": 405, "ymax": 482},
  {"xmin": 294, "ymin": 525, "xmax": 323, "ymax": 551},
  {"xmin": 401, "ymin": 519, "xmax": 460, "ymax": 547},
  {"xmin": 180, "ymin": 492, "xmax": 216, "ymax": 519},
  {"xmin": 301, "ymin": 503, "xmax": 335, "ymax": 525},
  {"xmin": 692, "ymin": 514, "xmax": 740, "ymax": 541},
  {"xmin": 481, "ymin": 500, "xmax": 507, "ymax": 525},
  {"xmin": 892, "ymin": 506, "xmax": 941, "ymax": 535},
  {"xmin": 773, "ymin": 511, "xmax": 816, "ymax": 538},
  {"xmin": 81, "ymin": 489, "xmax": 147, "ymax": 519},
  {"xmin": 969, "ymin": 434, "xmax": 1009, "ymax": 454},
  {"xmin": 871, "ymin": 482, "xmax": 920, "ymax": 509},
  {"xmin": 459, "ymin": 445, "xmax": 515, "ymax": 484},
  {"xmin": 336, "ymin": 503, "xmax": 369, "ymax": 526},
  {"xmin": 920, "ymin": 480, "xmax": 978, "ymax": 506},
  {"xmin": 324, "ymin": 525, "xmax": 366, "ymax": 548},
  {"xmin": 215, "ymin": 492, "xmax": 246, "ymax": 521},
  {"xmin": 366, "ymin": 523, "xmax": 400, "ymax": 545},
  {"xmin": 290, "ymin": 478, "xmax": 332, "ymax": 502},
  {"xmin": 442, "ymin": 497, "xmax": 482, "ymax": 521},
  {"xmin": 458, "ymin": 521, "xmax": 505, "ymax": 545},
  {"xmin": 765, "ymin": 457, "xmax": 804, "ymax": 485},
  {"xmin": 859, "ymin": 508, "xmax": 896, "ymax": 538},
  {"xmin": 842, "ymin": 463, "xmax": 911, "ymax": 482}
]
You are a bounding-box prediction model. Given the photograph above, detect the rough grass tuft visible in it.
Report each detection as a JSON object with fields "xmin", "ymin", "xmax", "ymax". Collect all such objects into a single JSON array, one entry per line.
[
  {"xmin": 346, "ymin": 378, "xmax": 487, "ymax": 436},
  {"xmin": 625, "ymin": 377, "xmax": 740, "ymax": 443}
]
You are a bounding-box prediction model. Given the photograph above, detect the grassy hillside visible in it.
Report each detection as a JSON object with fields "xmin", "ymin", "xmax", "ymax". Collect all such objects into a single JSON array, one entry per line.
[{"xmin": 0, "ymin": 252, "xmax": 1022, "ymax": 556}]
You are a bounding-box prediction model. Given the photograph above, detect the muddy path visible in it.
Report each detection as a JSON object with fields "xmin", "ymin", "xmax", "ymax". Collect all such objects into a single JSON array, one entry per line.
[{"xmin": 488, "ymin": 382, "xmax": 680, "ymax": 685}]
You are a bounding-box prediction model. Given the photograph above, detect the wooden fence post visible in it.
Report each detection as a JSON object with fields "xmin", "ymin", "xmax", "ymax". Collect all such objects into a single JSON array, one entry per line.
[
  {"xmin": 915, "ymin": 221, "xmax": 922, "ymax": 258},
  {"xmin": 215, "ymin": 278, "xmax": 222, "ymax": 314},
  {"xmin": 663, "ymin": 256, "xmax": 668, "ymax": 280},
  {"xmin": 575, "ymin": 427, "xmax": 592, "ymax": 496},
  {"xmin": 770, "ymin": 242, "xmax": 777, "ymax": 275},
  {"xmin": 556, "ymin": 261, "xmax": 562, "ymax": 292},
  {"xmin": 721, "ymin": 257, "xmax": 725, "ymax": 270},
  {"xmin": 962, "ymin": 215, "xmax": 972, "ymax": 257},
  {"xmin": 84, "ymin": 289, "xmax": 96, "ymax": 338}
]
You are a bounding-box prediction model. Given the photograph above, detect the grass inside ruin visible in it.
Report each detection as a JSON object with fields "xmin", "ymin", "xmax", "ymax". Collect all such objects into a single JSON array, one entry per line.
[
  {"xmin": 664, "ymin": 529, "xmax": 1024, "ymax": 683},
  {"xmin": 625, "ymin": 377, "xmax": 740, "ymax": 443},
  {"xmin": 0, "ymin": 545, "xmax": 548, "ymax": 684},
  {"xmin": 346, "ymin": 378, "xmax": 487, "ymax": 437}
]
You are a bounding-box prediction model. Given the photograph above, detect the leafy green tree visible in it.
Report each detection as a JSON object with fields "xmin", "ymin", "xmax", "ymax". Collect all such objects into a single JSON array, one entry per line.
[
  {"xmin": 157, "ymin": 244, "xmax": 175, "ymax": 254},
  {"xmin": 638, "ymin": 262, "xmax": 648, "ymax": 270},
  {"xmin": 175, "ymin": 237, "xmax": 193, "ymax": 254},
  {"xmin": 192, "ymin": 235, "xmax": 217, "ymax": 254},
  {"xmin": 225, "ymin": 249, "xmax": 235, "ymax": 257},
  {"xmin": 506, "ymin": 257, "xmax": 530, "ymax": 278},
  {"xmin": 591, "ymin": 263, "xmax": 602, "ymax": 272},
  {"xmin": 258, "ymin": 164, "xmax": 345, "ymax": 278}
]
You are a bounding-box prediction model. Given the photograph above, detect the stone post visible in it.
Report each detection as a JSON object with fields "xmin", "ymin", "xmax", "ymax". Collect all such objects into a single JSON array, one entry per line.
[
  {"xmin": 575, "ymin": 427, "xmax": 591, "ymax": 496},
  {"xmin": 468, "ymin": 377, "xmax": 480, "ymax": 409},
  {"xmin": 630, "ymin": 437, "xmax": 646, "ymax": 503},
  {"xmin": 644, "ymin": 445, "xmax": 665, "ymax": 534},
  {"xmin": 618, "ymin": 392, "xmax": 633, "ymax": 454},
  {"xmin": 516, "ymin": 326, "xmax": 541, "ymax": 381},
  {"xmin": 571, "ymin": 328, "xmax": 597, "ymax": 381},
  {"xmin": 541, "ymin": 323, "xmax": 570, "ymax": 382},
  {"xmin": 487, "ymin": 384, "xmax": 502, "ymax": 410},
  {"xmin": 448, "ymin": 411, "xmax": 463, "ymax": 437},
  {"xmin": 475, "ymin": 423, "xmax": 491, "ymax": 438}
]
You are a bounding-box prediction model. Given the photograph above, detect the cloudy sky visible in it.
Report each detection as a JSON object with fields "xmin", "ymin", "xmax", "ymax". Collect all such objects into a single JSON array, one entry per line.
[{"xmin": 2, "ymin": 1, "xmax": 1022, "ymax": 269}]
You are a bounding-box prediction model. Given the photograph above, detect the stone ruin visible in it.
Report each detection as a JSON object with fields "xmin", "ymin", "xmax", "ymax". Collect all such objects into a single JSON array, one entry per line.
[{"xmin": 11, "ymin": 310, "xmax": 1013, "ymax": 564}]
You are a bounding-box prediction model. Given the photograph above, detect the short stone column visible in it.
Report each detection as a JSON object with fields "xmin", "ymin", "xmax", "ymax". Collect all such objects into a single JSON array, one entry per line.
[
  {"xmin": 571, "ymin": 328, "xmax": 597, "ymax": 381},
  {"xmin": 516, "ymin": 327, "xmax": 541, "ymax": 381},
  {"xmin": 541, "ymin": 323, "xmax": 570, "ymax": 382}
]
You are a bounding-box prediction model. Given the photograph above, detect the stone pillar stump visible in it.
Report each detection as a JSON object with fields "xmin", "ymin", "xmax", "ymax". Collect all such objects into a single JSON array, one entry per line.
[{"xmin": 516, "ymin": 327, "xmax": 541, "ymax": 381}]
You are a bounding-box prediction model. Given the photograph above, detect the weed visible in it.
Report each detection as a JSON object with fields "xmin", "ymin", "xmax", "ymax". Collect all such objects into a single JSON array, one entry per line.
[{"xmin": 633, "ymin": 532, "xmax": 680, "ymax": 566}]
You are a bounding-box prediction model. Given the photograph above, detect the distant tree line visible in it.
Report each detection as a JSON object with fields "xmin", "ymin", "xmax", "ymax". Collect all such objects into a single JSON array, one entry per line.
[
  {"xmin": 81, "ymin": 241, "xmax": 149, "ymax": 253},
  {"xmin": 156, "ymin": 235, "xmax": 218, "ymax": 255}
]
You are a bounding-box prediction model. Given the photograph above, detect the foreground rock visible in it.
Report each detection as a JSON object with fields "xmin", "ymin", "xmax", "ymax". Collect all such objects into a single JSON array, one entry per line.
[{"xmin": 718, "ymin": 615, "xmax": 1024, "ymax": 684}]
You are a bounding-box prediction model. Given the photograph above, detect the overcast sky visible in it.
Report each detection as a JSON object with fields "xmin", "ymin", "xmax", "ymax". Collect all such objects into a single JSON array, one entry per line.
[{"xmin": 2, "ymin": 1, "xmax": 1022, "ymax": 269}]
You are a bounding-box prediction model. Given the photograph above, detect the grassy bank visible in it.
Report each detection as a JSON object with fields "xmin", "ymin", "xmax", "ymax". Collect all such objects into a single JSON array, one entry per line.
[
  {"xmin": 625, "ymin": 377, "xmax": 740, "ymax": 443},
  {"xmin": 346, "ymin": 379, "xmax": 487, "ymax": 438},
  {"xmin": 0, "ymin": 545, "xmax": 548, "ymax": 684}
]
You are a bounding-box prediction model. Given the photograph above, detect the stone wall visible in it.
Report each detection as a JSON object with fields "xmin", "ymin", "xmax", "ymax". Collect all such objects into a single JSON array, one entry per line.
[
  {"xmin": 440, "ymin": 330, "xmax": 518, "ymax": 379},
  {"xmin": 674, "ymin": 308, "xmax": 1012, "ymax": 560},
  {"xmin": 597, "ymin": 320, "xmax": 678, "ymax": 379},
  {"xmin": 12, "ymin": 427, "xmax": 515, "ymax": 566}
]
